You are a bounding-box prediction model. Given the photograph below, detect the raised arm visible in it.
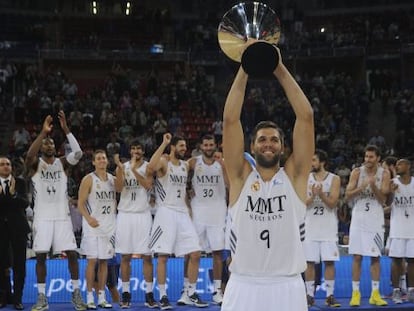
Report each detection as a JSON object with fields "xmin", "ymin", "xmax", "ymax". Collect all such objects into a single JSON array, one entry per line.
[
  {"xmin": 25, "ymin": 115, "xmax": 53, "ymax": 175},
  {"xmin": 146, "ymin": 133, "xmax": 171, "ymax": 177},
  {"xmin": 274, "ymin": 54, "xmax": 314, "ymax": 201},
  {"xmin": 222, "ymin": 66, "xmax": 251, "ymax": 205},
  {"xmin": 130, "ymin": 159, "xmax": 153, "ymax": 190},
  {"xmin": 114, "ymin": 153, "xmax": 125, "ymax": 193},
  {"xmin": 58, "ymin": 110, "xmax": 83, "ymax": 168}
]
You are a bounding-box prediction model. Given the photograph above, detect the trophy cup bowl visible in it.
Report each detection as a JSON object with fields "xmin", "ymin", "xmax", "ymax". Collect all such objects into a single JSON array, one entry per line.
[{"xmin": 218, "ymin": 1, "xmax": 281, "ymax": 78}]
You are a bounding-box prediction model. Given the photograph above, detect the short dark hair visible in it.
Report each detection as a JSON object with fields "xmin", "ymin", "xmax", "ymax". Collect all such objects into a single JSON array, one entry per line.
[
  {"xmin": 129, "ymin": 139, "xmax": 143, "ymax": 150},
  {"xmin": 383, "ymin": 156, "xmax": 397, "ymax": 166},
  {"xmin": 315, "ymin": 149, "xmax": 328, "ymax": 164},
  {"xmin": 92, "ymin": 149, "xmax": 106, "ymax": 160},
  {"xmin": 365, "ymin": 144, "xmax": 380, "ymax": 156},
  {"xmin": 171, "ymin": 136, "xmax": 185, "ymax": 146},
  {"xmin": 251, "ymin": 121, "xmax": 285, "ymax": 144},
  {"xmin": 201, "ymin": 134, "xmax": 215, "ymax": 142}
]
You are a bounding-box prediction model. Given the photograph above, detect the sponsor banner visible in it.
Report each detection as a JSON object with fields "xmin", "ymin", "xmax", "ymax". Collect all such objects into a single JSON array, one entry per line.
[{"xmin": 19, "ymin": 256, "xmax": 392, "ymax": 303}]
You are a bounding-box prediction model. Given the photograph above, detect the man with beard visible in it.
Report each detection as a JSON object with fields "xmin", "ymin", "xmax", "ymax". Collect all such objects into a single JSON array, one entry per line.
[
  {"xmin": 25, "ymin": 111, "xmax": 86, "ymax": 311},
  {"xmin": 176, "ymin": 134, "xmax": 228, "ymax": 306},
  {"xmin": 303, "ymin": 149, "xmax": 341, "ymax": 307},
  {"xmin": 147, "ymin": 134, "xmax": 208, "ymax": 309},
  {"xmin": 113, "ymin": 141, "xmax": 157, "ymax": 308},
  {"xmin": 345, "ymin": 145, "xmax": 390, "ymax": 307},
  {"xmin": 221, "ymin": 47, "xmax": 314, "ymax": 311}
]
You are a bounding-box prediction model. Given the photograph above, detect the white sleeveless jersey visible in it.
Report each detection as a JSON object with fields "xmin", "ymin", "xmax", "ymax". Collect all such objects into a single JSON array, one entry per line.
[
  {"xmin": 305, "ymin": 172, "xmax": 338, "ymax": 241},
  {"xmin": 155, "ymin": 160, "xmax": 188, "ymax": 213},
  {"xmin": 229, "ymin": 168, "xmax": 307, "ymax": 277},
  {"xmin": 117, "ymin": 161, "xmax": 150, "ymax": 213},
  {"xmin": 390, "ymin": 176, "xmax": 414, "ymax": 239},
  {"xmin": 31, "ymin": 158, "xmax": 70, "ymax": 220},
  {"xmin": 191, "ymin": 156, "xmax": 227, "ymax": 226},
  {"xmin": 82, "ymin": 172, "xmax": 117, "ymax": 237},
  {"xmin": 351, "ymin": 166, "xmax": 385, "ymax": 232}
]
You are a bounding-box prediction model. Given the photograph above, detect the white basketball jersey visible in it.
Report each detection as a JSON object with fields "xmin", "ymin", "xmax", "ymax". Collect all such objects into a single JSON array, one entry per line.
[
  {"xmin": 82, "ymin": 172, "xmax": 117, "ymax": 237},
  {"xmin": 390, "ymin": 176, "xmax": 414, "ymax": 239},
  {"xmin": 117, "ymin": 161, "xmax": 150, "ymax": 213},
  {"xmin": 351, "ymin": 166, "xmax": 385, "ymax": 232},
  {"xmin": 155, "ymin": 160, "xmax": 188, "ymax": 213},
  {"xmin": 305, "ymin": 172, "xmax": 338, "ymax": 241},
  {"xmin": 229, "ymin": 168, "xmax": 307, "ymax": 277},
  {"xmin": 31, "ymin": 158, "xmax": 70, "ymax": 220},
  {"xmin": 191, "ymin": 156, "xmax": 227, "ymax": 226}
]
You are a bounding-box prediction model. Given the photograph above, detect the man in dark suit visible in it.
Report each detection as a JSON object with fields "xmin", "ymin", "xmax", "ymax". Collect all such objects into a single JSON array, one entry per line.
[{"xmin": 0, "ymin": 156, "xmax": 30, "ymax": 310}]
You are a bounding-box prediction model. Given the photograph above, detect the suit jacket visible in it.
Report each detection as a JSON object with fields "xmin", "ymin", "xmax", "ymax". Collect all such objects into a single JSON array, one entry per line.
[{"xmin": 0, "ymin": 177, "xmax": 30, "ymax": 236}]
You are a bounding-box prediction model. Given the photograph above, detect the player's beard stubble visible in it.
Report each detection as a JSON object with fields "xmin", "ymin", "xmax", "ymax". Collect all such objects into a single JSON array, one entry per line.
[{"xmin": 255, "ymin": 153, "xmax": 281, "ymax": 168}]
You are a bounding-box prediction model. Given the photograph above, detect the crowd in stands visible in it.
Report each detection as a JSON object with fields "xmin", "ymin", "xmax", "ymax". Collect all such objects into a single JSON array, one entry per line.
[
  {"xmin": 1, "ymin": 4, "xmax": 414, "ymax": 58},
  {"xmin": 2, "ymin": 56, "xmax": 413, "ymax": 177}
]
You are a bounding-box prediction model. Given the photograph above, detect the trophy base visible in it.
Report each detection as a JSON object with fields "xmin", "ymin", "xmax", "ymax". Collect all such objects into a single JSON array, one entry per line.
[{"xmin": 241, "ymin": 41, "xmax": 279, "ymax": 79}]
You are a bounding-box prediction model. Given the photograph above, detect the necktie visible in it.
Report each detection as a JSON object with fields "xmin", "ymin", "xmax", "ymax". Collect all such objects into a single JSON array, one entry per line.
[{"xmin": 4, "ymin": 179, "xmax": 10, "ymax": 196}]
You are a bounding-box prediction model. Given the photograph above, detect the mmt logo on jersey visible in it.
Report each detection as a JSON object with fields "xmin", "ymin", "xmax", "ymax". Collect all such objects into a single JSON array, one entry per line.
[
  {"xmin": 40, "ymin": 170, "xmax": 63, "ymax": 180},
  {"xmin": 245, "ymin": 195, "xmax": 286, "ymax": 221},
  {"xmin": 394, "ymin": 195, "xmax": 414, "ymax": 206},
  {"xmin": 124, "ymin": 178, "xmax": 140, "ymax": 188},
  {"xmin": 168, "ymin": 174, "xmax": 187, "ymax": 184},
  {"xmin": 196, "ymin": 175, "xmax": 221, "ymax": 184},
  {"xmin": 95, "ymin": 190, "xmax": 116, "ymax": 200}
]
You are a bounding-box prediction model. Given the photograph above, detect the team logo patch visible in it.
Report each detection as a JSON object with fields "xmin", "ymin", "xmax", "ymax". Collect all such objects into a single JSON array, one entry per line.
[
  {"xmin": 251, "ymin": 181, "xmax": 260, "ymax": 192},
  {"xmin": 273, "ymin": 178, "xmax": 283, "ymax": 186},
  {"xmin": 181, "ymin": 167, "xmax": 186, "ymax": 172}
]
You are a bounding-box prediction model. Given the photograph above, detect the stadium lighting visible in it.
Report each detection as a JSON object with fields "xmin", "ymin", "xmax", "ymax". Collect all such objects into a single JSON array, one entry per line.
[
  {"xmin": 126, "ymin": 1, "xmax": 131, "ymax": 15},
  {"xmin": 92, "ymin": 1, "xmax": 98, "ymax": 15}
]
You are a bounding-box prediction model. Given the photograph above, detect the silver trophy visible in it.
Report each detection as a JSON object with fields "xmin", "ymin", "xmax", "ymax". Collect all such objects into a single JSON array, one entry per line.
[{"xmin": 218, "ymin": 1, "xmax": 281, "ymax": 78}]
